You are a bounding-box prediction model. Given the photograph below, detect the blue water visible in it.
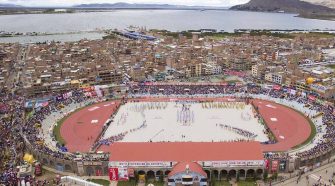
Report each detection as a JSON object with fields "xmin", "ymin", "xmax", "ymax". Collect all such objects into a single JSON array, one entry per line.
[
  {"xmin": 1, "ymin": 10, "xmax": 335, "ymax": 32},
  {"xmin": 0, "ymin": 10, "xmax": 334, "ymax": 43}
]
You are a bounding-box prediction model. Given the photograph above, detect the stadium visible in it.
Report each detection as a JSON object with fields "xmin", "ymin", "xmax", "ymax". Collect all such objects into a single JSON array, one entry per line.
[{"xmin": 18, "ymin": 82, "xmax": 335, "ymax": 185}]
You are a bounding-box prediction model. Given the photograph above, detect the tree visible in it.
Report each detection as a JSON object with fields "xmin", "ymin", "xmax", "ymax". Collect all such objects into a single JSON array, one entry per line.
[
  {"xmin": 159, "ymin": 174, "xmax": 164, "ymax": 183},
  {"xmin": 134, "ymin": 171, "xmax": 139, "ymax": 184},
  {"xmin": 263, "ymin": 171, "xmax": 268, "ymax": 180},
  {"xmin": 272, "ymin": 172, "xmax": 278, "ymax": 180},
  {"xmin": 211, "ymin": 177, "xmax": 216, "ymax": 186}
]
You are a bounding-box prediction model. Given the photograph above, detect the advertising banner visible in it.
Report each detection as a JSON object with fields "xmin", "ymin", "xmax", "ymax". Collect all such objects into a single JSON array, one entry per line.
[
  {"xmin": 271, "ymin": 160, "xmax": 279, "ymax": 172},
  {"xmin": 308, "ymin": 95, "xmax": 316, "ymax": 101},
  {"xmin": 310, "ymin": 84, "xmax": 327, "ymax": 93},
  {"xmin": 142, "ymin": 82, "xmax": 230, "ymax": 86},
  {"xmin": 211, "ymin": 160, "xmax": 264, "ymax": 168},
  {"xmin": 109, "ymin": 168, "xmax": 119, "ymax": 181},
  {"xmin": 34, "ymin": 164, "xmax": 42, "ymax": 176},
  {"xmin": 25, "ymin": 100, "xmax": 34, "ymax": 108},
  {"xmin": 273, "ymin": 85, "xmax": 281, "ymax": 90},
  {"xmin": 62, "ymin": 91, "xmax": 72, "ymax": 99},
  {"xmin": 94, "ymin": 86, "xmax": 104, "ymax": 97},
  {"xmin": 118, "ymin": 167, "xmax": 129, "ymax": 181},
  {"xmin": 288, "ymin": 158, "xmax": 295, "ymax": 172},
  {"xmin": 301, "ymin": 92, "xmax": 307, "ymax": 97},
  {"xmin": 279, "ymin": 160, "xmax": 286, "ymax": 171},
  {"xmin": 114, "ymin": 161, "xmax": 171, "ymax": 168},
  {"xmin": 128, "ymin": 168, "xmax": 135, "ymax": 178},
  {"xmin": 34, "ymin": 100, "xmax": 49, "ymax": 108},
  {"xmin": 265, "ymin": 159, "xmax": 270, "ymax": 170},
  {"xmin": 55, "ymin": 95, "xmax": 63, "ymax": 101},
  {"xmin": 96, "ymin": 169, "xmax": 102, "ymax": 176},
  {"xmin": 83, "ymin": 86, "xmax": 95, "ymax": 92}
]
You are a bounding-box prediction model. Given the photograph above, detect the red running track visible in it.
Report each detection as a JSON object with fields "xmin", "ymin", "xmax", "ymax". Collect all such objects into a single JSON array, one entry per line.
[
  {"xmin": 60, "ymin": 98, "xmax": 312, "ymax": 153},
  {"xmin": 252, "ymin": 99, "xmax": 311, "ymax": 152},
  {"xmin": 60, "ymin": 100, "xmax": 121, "ymax": 152}
]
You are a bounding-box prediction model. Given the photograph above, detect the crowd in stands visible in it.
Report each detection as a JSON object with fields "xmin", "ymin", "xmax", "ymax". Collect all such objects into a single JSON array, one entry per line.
[
  {"xmin": 294, "ymin": 97, "xmax": 335, "ymax": 158},
  {"xmin": 0, "ymin": 83, "xmax": 334, "ymax": 184},
  {"xmin": 1, "ymin": 174, "xmax": 59, "ymax": 186},
  {"xmin": 0, "ymin": 89, "xmax": 95, "ymax": 184},
  {"xmin": 129, "ymin": 84, "xmax": 246, "ymax": 95},
  {"xmin": 23, "ymin": 90, "xmax": 89, "ymax": 161},
  {"xmin": 0, "ymin": 90, "xmax": 25, "ymax": 185}
]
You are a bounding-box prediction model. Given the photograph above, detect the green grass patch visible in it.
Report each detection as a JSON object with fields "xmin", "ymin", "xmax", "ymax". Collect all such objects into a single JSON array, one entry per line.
[
  {"xmin": 213, "ymin": 180, "xmax": 231, "ymax": 186},
  {"xmin": 327, "ymin": 64, "xmax": 335, "ymax": 69},
  {"xmin": 145, "ymin": 178, "xmax": 165, "ymax": 186},
  {"xmin": 237, "ymin": 180, "xmax": 258, "ymax": 186},
  {"xmin": 155, "ymin": 30, "xmax": 294, "ymax": 39},
  {"xmin": 53, "ymin": 115, "xmax": 68, "ymax": 145},
  {"xmin": 26, "ymin": 110, "xmax": 35, "ymax": 120},
  {"xmin": 87, "ymin": 179, "xmax": 110, "ymax": 186},
  {"xmin": 146, "ymin": 181, "xmax": 165, "ymax": 186},
  {"xmin": 293, "ymin": 32, "xmax": 335, "ymax": 38},
  {"xmin": 117, "ymin": 180, "xmax": 137, "ymax": 186}
]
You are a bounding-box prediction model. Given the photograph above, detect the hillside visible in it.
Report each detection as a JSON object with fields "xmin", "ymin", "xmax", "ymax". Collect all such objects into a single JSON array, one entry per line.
[
  {"xmin": 230, "ymin": 0, "xmax": 334, "ymax": 13},
  {"xmin": 0, "ymin": 3, "xmax": 23, "ymax": 8},
  {"xmin": 72, "ymin": 3, "xmax": 225, "ymax": 10},
  {"xmin": 303, "ymin": 0, "xmax": 335, "ymax": 9}
]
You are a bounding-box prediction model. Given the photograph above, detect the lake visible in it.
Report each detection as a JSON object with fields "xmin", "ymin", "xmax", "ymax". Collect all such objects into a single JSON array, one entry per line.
[{"xmin": 1, "ymin": 10, "xmax": 335, "ymax": 43}]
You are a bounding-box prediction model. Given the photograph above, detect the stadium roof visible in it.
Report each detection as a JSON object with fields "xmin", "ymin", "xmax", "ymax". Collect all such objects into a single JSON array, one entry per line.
[{"xmin": 105, "ymin": 142, "xmax": 263, "ymax": 162}]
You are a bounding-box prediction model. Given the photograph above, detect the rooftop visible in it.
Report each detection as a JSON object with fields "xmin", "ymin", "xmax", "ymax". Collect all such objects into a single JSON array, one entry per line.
[
  {"xmin": 168, "ymin": 162, "xmax": 207, "ymax": 178},
  {"xmin": 106, "ymin": 142, "xmax": 263, "ymax": 162}
]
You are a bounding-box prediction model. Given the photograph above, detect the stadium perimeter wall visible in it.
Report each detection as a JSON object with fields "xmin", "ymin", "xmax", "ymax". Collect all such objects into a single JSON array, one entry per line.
[{"xmin": 22, "ymin": 94, "xmax": 335, "ymax": 177}]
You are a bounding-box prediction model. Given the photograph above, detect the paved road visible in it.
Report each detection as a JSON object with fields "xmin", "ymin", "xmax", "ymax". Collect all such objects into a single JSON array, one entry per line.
[
  {"xmin": 5, "ymin": 44, "xmax": 28, "ymax": 94},
  {"xmin": 276, "ymin": 162, "xmax": 335, "ymax": 186}
]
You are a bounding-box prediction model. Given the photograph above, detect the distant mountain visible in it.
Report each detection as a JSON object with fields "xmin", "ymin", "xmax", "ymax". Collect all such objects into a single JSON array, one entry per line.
[
  {"xmin": 230, "ymin": 0, "xmax": 334, "ymax": 13},
  {"xmin": 0, "ymin": 3, "xmax": 23, "ymax": 8},
  {"xmin": 302, "ymin": 0, "xmax": 335, "ymax": 9},
  {"xmin": 73, "ymin": 3, "xmax": 226, "ymax": 10}
]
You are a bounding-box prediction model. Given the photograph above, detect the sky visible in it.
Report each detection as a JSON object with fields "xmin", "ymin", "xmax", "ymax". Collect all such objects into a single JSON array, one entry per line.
[{"xmin": 1, "ymin": 0, "xmax": 250, "ymax": 7}]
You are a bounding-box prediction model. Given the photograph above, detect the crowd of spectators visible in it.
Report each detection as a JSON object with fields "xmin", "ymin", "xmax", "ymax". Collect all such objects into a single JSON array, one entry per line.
[
  {"xmin": 0, "ymin": 90, "xmax": 25, "ymax": 185},
  {"xmin": 294, "ymin": 97, "xmax": 335, "ymax": 159},
  {"xmin": 129, "ymin": 84, "xmax": 246, "ymax": 95},
  {"xmin": 23, "ymin": 90, "xmax": 90, "ymax": 161},
  {"xmin": 0, "ymin": 89, "xmax": 97, "ymax": 184}
]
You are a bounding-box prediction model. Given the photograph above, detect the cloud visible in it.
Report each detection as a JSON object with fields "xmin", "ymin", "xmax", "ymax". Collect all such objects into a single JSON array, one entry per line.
[{"xmin": 1, "ymin": 0, "xmax": 250, "ymax": 7}]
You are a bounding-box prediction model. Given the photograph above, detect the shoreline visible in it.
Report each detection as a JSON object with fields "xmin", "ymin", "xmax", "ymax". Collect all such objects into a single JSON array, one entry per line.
[
  {"xmin": 1, "ymin": 28, "xmax": 335, "ymax": 38},
  {"xmin": 229, "ymin": 9, "xmax": 335, "ymax": 22}
]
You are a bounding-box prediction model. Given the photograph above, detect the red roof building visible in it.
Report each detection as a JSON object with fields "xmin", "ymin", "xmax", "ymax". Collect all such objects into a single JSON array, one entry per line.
[
  {"xmin": 168, "ymin": 162, "xmax": 207, "ymax": 178},
  {"xmin": 104, "ymin": 140, "xmax": 265, "ymax": 182},
  {"xmin": 106, "ymin": 141, "xmax": 263, "ymax": 163}
]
